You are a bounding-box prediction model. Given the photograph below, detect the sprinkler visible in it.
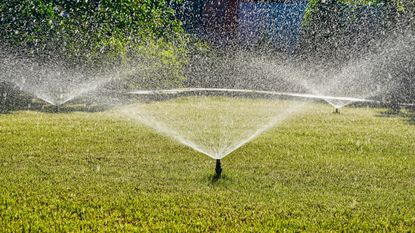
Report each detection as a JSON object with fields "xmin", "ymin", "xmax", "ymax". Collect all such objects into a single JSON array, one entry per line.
[
  {"xmin": 53, "ymin": 104, "xmax": 61, "ymax": 112},
  {"xmin": 55, "ymin": 91, "xmax": 64, "ymax": 112},
  {"xmin": 214, "ymin": 159, "xmax": 222, "ymax": 179},
  {"xmin": 334, "ymin": 108, "xmax": 340, "ymax": 114}
]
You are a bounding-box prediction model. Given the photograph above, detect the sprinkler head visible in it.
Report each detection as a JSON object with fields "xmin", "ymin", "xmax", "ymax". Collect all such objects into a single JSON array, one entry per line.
[
  {"xmin": 334, "ymin": 108, "xmax": 340, "ymax": 114},
  {"xmin": 53, "ymin": 105, "xmax": 60, "ymax": 113},
  {"xmin": 214, "ymin": 159, "xmax": 222, "ymax": 179}
]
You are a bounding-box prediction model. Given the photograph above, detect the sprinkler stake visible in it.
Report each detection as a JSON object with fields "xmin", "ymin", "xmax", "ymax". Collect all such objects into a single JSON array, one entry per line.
[
  {"xmin": 54, "ymin": 105, "xmax": 60, "ymax": 113},
  {"xmin": 214, "ymin": 159, "xmax": 222, "ymax": 179}
]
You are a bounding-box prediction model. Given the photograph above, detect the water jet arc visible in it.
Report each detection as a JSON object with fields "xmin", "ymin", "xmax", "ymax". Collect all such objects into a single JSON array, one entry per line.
[{"xmin": 129, "ymin": 88, "xmax": 376, "ymax": 104}]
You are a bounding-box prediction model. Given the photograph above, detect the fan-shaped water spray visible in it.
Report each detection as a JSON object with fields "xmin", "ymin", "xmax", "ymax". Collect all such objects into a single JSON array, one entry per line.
[
  {"xmin": 251, "ymin": 51, "xmax": 389, "ymax": 113},
  {"xmin": 0, "ymin": 52, "xmax": 117, "ymax": 109},
  {"xmin": 122, "ymin": 92, "xmax": 305, "ymax": 159},
  {"xmin": 117, "ymin": 88, "xmax": 309, "ymax": 176}
]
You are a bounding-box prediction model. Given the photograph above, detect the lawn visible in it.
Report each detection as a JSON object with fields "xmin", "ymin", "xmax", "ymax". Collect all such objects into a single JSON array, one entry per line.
[{"xmin": 0, "ymin": 99, "xmax": 414, "ymax": 232}]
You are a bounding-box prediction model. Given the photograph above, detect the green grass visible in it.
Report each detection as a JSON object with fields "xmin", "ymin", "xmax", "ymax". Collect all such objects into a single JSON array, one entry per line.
[{"xmin": 0, "ymin": 100, "xmax": 414, "ymax": 232}]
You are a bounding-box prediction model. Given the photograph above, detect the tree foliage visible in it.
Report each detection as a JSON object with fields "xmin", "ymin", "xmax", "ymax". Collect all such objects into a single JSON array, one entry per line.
[{"xmin": 0, "ymin": 0, "xmax": 188, "ymax": 82}]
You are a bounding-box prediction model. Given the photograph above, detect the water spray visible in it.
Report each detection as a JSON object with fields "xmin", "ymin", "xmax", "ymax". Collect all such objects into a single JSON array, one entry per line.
[{"xmin": 214, "ymin": 159, "xmax": 222, "ymax": 179}]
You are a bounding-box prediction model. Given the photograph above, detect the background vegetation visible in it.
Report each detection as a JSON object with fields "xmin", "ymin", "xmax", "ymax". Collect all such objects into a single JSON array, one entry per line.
[{"xmin": 0, "ymin": 0, "xmax": 188, "ymax": 86}]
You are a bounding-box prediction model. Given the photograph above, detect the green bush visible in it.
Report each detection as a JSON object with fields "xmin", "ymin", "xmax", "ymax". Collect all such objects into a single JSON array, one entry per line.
[
  {"xmin": 303, "ymin": 0, "xmax": 405, "ymax": 25},
  {"xmin": 0, "ymin": 0, "xmax": 188, "ymax": 88}
]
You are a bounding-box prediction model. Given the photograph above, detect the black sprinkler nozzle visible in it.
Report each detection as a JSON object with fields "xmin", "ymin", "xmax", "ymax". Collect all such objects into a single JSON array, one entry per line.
[
  {"xmin": 54, "ymin": 105, "xmax": 60, "ymax": 113},
  {"xmin": 214, "ymin": 159, "xmax": 222, "ymax": 179},
  {"xmin": 334, "ymin": 108, "xmax": 340, "ymax": 114}
]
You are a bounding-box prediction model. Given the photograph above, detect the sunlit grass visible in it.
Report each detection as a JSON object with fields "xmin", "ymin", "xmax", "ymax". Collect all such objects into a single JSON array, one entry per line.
[{"xmin": 0, "ymin": 100, "xmax": 414, "ymax": 231}]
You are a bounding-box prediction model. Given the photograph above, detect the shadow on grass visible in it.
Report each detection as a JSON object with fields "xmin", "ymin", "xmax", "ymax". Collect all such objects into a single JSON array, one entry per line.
[
  {"xmin": 0, "ymin": 104, "xmax": 109, "ymax": 114},
  {"xmin": 0, "ymin": 105, "xmax": 31, "ymax": 114},
  {"xmin": 408, "ymin": 115, "xmax": 415, "ymax": 125},
  {"xmin": 376, "ymin": 109, "xmax": 415, "ymax": 125},
  {"xmin": 0, "ymin": 97, "xmax": 113, "ymax": 114},
  {"xmin": 0, "ymin": 110, "xmax": 13, "ymax": 114},
  {"xmin": 36, "ymin": 104, "xmax": 108, "ymax": 113},
  {"xmin": 206, "ymin": 173, "xmax": 233, "ymax": 186}
]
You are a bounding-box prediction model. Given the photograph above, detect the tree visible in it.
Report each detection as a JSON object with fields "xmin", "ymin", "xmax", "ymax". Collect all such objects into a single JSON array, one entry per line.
[{"xmin": 0, "ymin": 0, "xmax": 188, "ymax": 89}]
